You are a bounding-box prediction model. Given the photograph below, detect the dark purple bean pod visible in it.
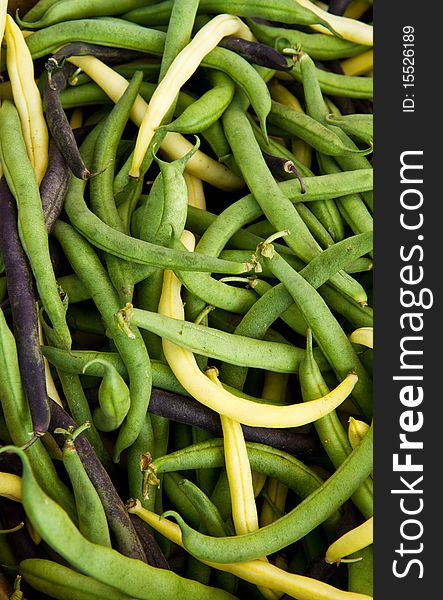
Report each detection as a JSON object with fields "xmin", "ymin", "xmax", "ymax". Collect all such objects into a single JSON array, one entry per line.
[
  {"xmin": 46, "ymin": 43, "xmax": 146, "ymax": 75},
  {"xmin": 0, "ymin": 178, "xmax": 50, "ymax": 436},
  {"xmin": 40, "ymin": 138, "xmax": 71, "ymax": 233},
  {"xmin": 327, "ymin": 0, "xmax": 353, "ymax": 16},
  {"xmin": 49, "ymin": 399, "xmax": 157, "ymax": 564},
  {"xmin": 0, "ymin": 499, "xmax": 42, "ymax": 563},
  {"xmin": 218, "ymin": 36, "xmax": 291, "ymax": 71},
  {"xmin": 147, "ymin": 389, "xmax": 322, "ymax": 457},
  {"xmin": 129, "ymin": 514, "xmax": 170, "ymax": 571},
  {"xmin": 43, "ymin": 64, "xmax": 91, "ymax": 181},
  {"xmin": 262, "ymin": 150, "xmax": 306, "ymax": 193}
]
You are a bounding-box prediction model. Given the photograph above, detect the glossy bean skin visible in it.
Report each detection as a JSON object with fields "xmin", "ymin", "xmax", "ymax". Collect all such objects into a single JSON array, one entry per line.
[
  {"xmin": 89, "ymin": 71, "xmax": 144, "ymax": 302},
  {"xmin": 21, "ymin": 19, "xmax": 271, "ymax": 139},
  {"xmin": 268, "ymin": 101, "xmax": 368, "ymax": 157},
  {"xmin": 0, "ymin": 447, "xmax": 236, "ymax": 600},
  {"xmin": 162, "ymin": 426, "xmax": 373, "ymax": 563}
]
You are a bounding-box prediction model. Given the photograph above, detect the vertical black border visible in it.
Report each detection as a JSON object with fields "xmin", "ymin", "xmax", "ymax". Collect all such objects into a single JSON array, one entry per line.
[{"xmin": 375, "ymin": 2, "xmax": 442, "ymax": 597}]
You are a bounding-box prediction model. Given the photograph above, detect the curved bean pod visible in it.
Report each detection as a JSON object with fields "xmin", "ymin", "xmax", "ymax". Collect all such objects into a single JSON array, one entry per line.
[
  {"xmin": 0, "ymin": 446, "xmax": 236, "ymax": 600},
  {"xmin": 157, "ymin": 425, "xmax": 373, "ymax": 563},
  {"xmin": 130, "ymin": 502, "xmax": 372, "ymax": 600},
  {"xmin": 156, "ymin": 231, "xmax": 357, "ymax": 428},
  {"xmin": 325, "ymin": 517, "xmax": 373, "ymax": 564}
]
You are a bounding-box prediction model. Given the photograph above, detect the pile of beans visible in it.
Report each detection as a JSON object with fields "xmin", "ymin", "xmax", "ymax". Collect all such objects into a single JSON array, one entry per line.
[{"xmin": 0, "ymin": 0, "xmax": 373, "ymax": 598}]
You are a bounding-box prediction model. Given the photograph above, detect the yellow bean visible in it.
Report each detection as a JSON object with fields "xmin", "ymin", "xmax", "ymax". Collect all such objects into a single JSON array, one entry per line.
[
  {"xmin": 4, "ymin": 15, "xmax": 48, "ymax": 183},
  {"xmin": 130, "ymin": 14, "xmax": 254, "ymax": 178},
  {"xmin": 325, "ymin": 517, "xmax": 373, "ymax": 564}
]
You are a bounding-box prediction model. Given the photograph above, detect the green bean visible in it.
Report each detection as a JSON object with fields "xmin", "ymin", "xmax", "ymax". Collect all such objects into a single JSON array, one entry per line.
[
  {"xmin": 153, "ymin": 439, "xmax": 326, "ymax": 503},
  {"xmin": 222, "ymin": 93, "xmax": 366, "ymax": 305},
  {"xmin": 318, "ymin": 284, "xmax": 373, "ymax": 329},
  {"xmin": 300, "ymin": 53, "xmax": 373, "ymax": 212},
  {"xmin": 89, "ymin": 71, "xmax": 144, "ymax": 302},
  {"xmin": 0, "ymin": 309, "xmax": 76, "ymax": 518},
  {"xmin": 20, "ymin": 559, "xmax": 141, "ymax": 600},
  {"xmin": 66, "ymin": 305, "xmax": 105, "ymax": 336},
  {"xmin": 326, "ymin": 113, "xmax": 373, "ymax": 148},
  {"xmin": 125, "ymin": 305, "xmax": 329, "ymax": 373},
  {"xmin": 1, "ymin": 446, "xmax": 236, "ymax": 600},
  {"xmin": 63, "ymin": 171, "xmax": 248, "ymax": 274},
  {"xmin": 178, "ymin": 165, "xmax": 372, "ymax": 311},
  {"xmin": 135, "ymin": 273, "xmax": 165, "ymax": 361},
  {"xmin": 255, "ymin": 241, "xmax": 372, "ymax": 419},
  {"xmin": 155, "ymin": 144, "xmax": 199, "ymax": 246},
  {"xmin": 179, "ymin": 478, "xmax": 229, "ymax": 537},
  {"xmin": 55, "ymin": 425, "xmax": 112, "ymax": 547},
  {"xmin": 0, "ymin": 101, "xmax": 71, "ymax": 349},
  {"xmin": 53, "ymin": 219, "xmax": 152, "ymax": 462},
  {"xmin": 268, "ymin": 100, "xmax": 369, "ymax": 156},
  {"xmin": 300, "ymin": 330, "xmax": 372, "ymax": 518},
  {"xmin": 126, "ymin": 413, "xmax": 157, "ymax": 512},
  {"xmin": 247, "ymin": 18, "xmax": 365, "ymax": 60},
  {"xmin": 347, "ymin": 546, "xmax": 373, "ymax": 596},
  {"xmin": 43, "ymin": 316, "xmax": 113, "ymax": 471},
  {"xmin": 219, "ymin": 231, "xmax": 371, "ymax": 387},
  {"xmin": 158, "ymin": 0, "xmax": 200, "ymax": 81},
  {"xmin": 163, "ymin": 472, "xmax": 201, "ymax": 530},
  {"xmin": 41, "ymin": 347, "xmax": 190, "ymax": 396},
  {"xmin": 16, "ymin": 0, "xmax": 155, "ymax": 28},
  {"xmin": 123, "ymin": 0, "xmax": 333, "ymax": 29},
  {"xmin": 57, "ymin": 274, "xmax": 90, "ymax": 303},
  {"xmin": 290, "ymin": 58, "xmax": 373, "ymax": 99},
  {"xmin": 162, "ymin": 426, "xmax": 373, "ymax": 563},
  {"xmin": 19, "ymin": 0, "xmax": 59, "ymax": 22},
  {"xmin": 295, "ymin": 203, "xmax": 337, "ymax": 249},
  {"xmin": 84, "ymin": 359, "xmax": 131, "ymax": 432},
  {"xmin": 162, "ymin": 70, "xmax": 236, "ymax": 135}
]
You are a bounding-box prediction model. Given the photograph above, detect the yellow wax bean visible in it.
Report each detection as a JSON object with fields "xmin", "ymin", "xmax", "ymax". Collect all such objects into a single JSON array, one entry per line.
[
  {"xmin": 158, "ymin": 231, "xmax": 358, "ymax": 428},
  {"xmin": 325, "ymin": 517, "xmax": 373, "ymax": 564},
  {"xmin": 4, "ymin": 15, "xmax": 48, "ymax": 183},
  {"xmin": 349, "ymin": 327, "xmax": 373, "ymax": 349},
  {"xmin": 0, "ymin": 472, "xmax": 22, "ymax": 502},
  {"xmin": 129, "ymin": 502, "xmax": 373, "ymax": 600},
  {"xmin": 67, "ymin": 55, "xmax": 243, "ymax": 191},
  {"xmin": 184, "ymin": 172, "xmax": 206, "ymax": 209},
  {"xmin": 341, "ymin": 50, "xmax": 374, "ymax": 76},
  {"xmin": 130, "ymin": 14, "xmax": 254, "ymax": 178},
  {"xmin": 296, "ymin": 0, "xmax": 373, "ymax": 45}
]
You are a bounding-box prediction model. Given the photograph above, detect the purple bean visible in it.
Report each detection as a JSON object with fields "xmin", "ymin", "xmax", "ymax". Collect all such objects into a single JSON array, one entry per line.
[
  {"xmin": 147, "ymin": 389, "xmax": 322, "ymax": 457},
  {"xmin": 43, "ymin": 64, "xmax": 91, "ymax": 181},
  {"xmin": 0, "ymin": 499, "xmax": 42, "ymax": 562},
  {"xmin": 49, "ymin": 400, "xmax": 153, "ymax": 563},
  {"xmin": 219, "ymin": 36, "xmax": 291, "ymax": 71},
  {"xmin": 0, "ymin": 178, "xmax": 50, "ymax": 436},
  {"xmin": 40, "ymin": 138, "xmax": 70, "ymax": 233},
  {"xmin": 327, "ymin": 0, "xmax": 353, "ymax": 16},
  {"xmin": 129, "ymin": 514, "xmax": 170, "ymax": 571}
]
